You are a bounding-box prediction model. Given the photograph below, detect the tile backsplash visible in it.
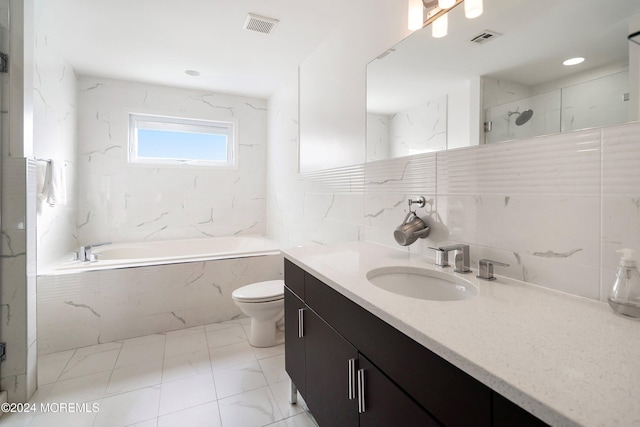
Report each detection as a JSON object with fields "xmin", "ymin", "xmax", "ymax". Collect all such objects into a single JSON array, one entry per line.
[{"xmin": 267, "ymin": 71, "xmax": 640, "ymax": 302}]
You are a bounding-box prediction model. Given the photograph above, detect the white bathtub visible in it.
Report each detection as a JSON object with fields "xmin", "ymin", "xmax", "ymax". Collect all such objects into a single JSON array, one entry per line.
[
  {"xmin": 37, "ymin": 235, "xmax": 284, "ymax": 353},
  {"xmin": 43, "ymin": 235, "xmax": 281, "ymax": 275}
]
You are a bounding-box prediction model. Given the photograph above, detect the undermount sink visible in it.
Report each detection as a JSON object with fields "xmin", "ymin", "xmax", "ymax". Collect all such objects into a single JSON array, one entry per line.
[{"xmin": 366, "ymin": 266, "xmax": 478, "ymax": 301}]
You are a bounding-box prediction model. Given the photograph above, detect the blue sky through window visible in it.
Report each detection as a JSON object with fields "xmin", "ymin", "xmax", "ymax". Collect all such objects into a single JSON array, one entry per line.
[{"xmin": 137, "ymin": 129, "xmax": 228, "ymax": 161}]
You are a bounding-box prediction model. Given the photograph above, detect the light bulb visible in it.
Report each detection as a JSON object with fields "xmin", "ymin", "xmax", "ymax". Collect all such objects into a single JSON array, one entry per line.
[
  {"xmin": 432, "ymin": 13, "xmax": 448, "ymax": 38},
  {"xmin": 465, "ymin": 0, "xmax": 483, "ymax": 19},
  {"xmin": 438, "ymin": 0, "xmax": 456, "ymax": 9},
  {"xmin": 563, "ymin": 57, "xmax": 585, "ymax": 66},
  {"xmin": 408, "ymin": 0, "xmax": 424, "ymax": 30}
]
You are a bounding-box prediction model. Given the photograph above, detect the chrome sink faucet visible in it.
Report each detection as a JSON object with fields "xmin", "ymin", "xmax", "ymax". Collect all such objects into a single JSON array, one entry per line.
[
  {"xmin": 476, "ymin": 259, "xmax": 510, "ymax": 281},
  {"xmin": 439, "ymin": 244, "xmax": 471, "ymax": 273}
]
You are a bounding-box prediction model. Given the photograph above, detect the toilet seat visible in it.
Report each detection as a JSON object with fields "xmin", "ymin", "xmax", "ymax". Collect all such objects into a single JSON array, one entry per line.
[{"xmin": 232, "ymin": 280, "xmax": 284, "ymax": 303}]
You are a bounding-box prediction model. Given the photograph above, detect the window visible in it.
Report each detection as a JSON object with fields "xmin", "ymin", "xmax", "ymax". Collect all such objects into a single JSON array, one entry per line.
[{"xmin": 128, "ymin": 113, "xmax": 236, "ymax": 167}]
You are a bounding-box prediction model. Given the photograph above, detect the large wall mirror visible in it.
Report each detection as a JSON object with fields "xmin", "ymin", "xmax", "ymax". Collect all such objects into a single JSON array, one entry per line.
[{"xmin": 366, "ymin": 0, "xmax": 640, "ymax": 162}]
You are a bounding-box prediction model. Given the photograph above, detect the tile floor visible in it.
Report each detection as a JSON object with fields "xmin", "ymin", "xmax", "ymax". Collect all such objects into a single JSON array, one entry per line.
[{"xmin": 0, "ymin": 318, "xmax": 315, "ymax": 427}]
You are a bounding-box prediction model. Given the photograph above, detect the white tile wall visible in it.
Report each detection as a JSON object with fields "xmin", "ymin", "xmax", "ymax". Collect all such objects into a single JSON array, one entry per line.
[
  {"xmin": 0, "ymin": 157, "xmax": 37, "ymax": 402},
  {"xmin": 75, "ymin": 76, "xmax": 268, "ymax": 246},
  {"xmin": 267, "ymin": 70, "xmax": 640, "ymax": 304},
  {"xmin": 33, "ymin": 14, "xmax": 78, "ymax": 270}
]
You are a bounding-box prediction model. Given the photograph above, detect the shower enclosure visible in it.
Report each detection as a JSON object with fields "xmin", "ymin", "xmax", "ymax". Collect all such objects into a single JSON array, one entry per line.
[{"xmin": 484, "ymin": 70, "xmax": 630, "ymax": 144}]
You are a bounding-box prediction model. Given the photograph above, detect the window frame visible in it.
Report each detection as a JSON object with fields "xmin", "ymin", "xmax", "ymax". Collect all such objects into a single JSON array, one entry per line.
[{"xmin": 128, "ymin": 113, "xmax": 237, "ymax": 168}]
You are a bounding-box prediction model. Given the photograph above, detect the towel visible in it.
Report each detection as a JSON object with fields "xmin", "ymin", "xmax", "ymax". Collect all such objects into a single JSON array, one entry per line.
[
  {"xmin": 43, "ymin": 160, "xmax": 67, "ymax": 206},
  {"xmin": 36, "ymin": 161, "xmax": 49, "ymax": 202}
]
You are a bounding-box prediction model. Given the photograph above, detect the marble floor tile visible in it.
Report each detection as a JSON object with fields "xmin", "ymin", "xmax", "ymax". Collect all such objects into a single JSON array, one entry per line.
[
  {"xmin": 205, "ymin": 325, "xmax": 248, "ymax": 349},
  {"xmin": 158, "ymin": 372, "xmax": 217, "ymax": 416},
  {"xmin": 218, "ymin": 386, "xmax": 284, "ymax": 427},
  {"xmin": 251, "ymin": 343, "xmax": 285, "ymax": 361},
  {"xmin": 105, "ymin": 358, "xmax": 163, "ymax": 396},
  {"xmin": 164, "ymin": 331, "xmax": 208, "ymax": 359},
  {"xmin": 269, "ymin": 380, "xmax": 308, "ymax": 419},
  {"xmin": 157, "ymin": 401, "xmax": 222, "ymax": 427},
  {"xmin": 258, "ymin": 354, "xmax": 287, "ymax": 385},
  {"xmin": 28, "ymin": 320, "xmax": 301, "ymax": 427},
  {"xmin": 162, "ymin": 349, "xmax": 212, "ymax": 384},
  {"xmin": 209, "ymin": 341, "xmax": 257, "ymax": 370},
  {"xmin": 115, "ymin": 338, "xmax": 166, "ymax": 368},
  {"xmin": 213, "ymin": 360, "xmax": 269, "ymax": 399},
  {"xmin": 41, "ymin": 371, "xmax": 111, "ymax": 405},
  {"xmin": 93, "ymin": 386, "xmax": 161, "ymax": 427},
  {"xmin": 58, "ymin": 348, "xmax": 120, "ymax": 381},
  {"xmin": 37, "ymin": 349, "xmax": 75, "ymax": 386}
]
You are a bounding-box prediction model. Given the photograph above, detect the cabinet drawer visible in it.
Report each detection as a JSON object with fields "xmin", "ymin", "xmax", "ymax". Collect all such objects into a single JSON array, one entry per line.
[
  {"xmin": 284, "ymin": 259, "xmax": 305, "ymax": 299},
  {"xmin": 305, "ymin": 272, "xmax": 492, "ymax": 427}
]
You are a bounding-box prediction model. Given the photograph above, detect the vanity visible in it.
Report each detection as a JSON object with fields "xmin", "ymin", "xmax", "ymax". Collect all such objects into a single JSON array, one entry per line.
[{"xmin": 283, "ymin": 241, "xmax": 640, "ymax": 426}]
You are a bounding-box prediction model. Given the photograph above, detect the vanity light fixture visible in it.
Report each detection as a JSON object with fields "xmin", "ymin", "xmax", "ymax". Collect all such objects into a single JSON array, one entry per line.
[
  {"xmin": 464, "ymin": 0, "xmax": 483, "ymax": 19},
  {"xmin": 408, "ymin": 0, "xmax": 424, "ymax": 30},
  {"xmin": 563, "ymin": 57, "xmax": 585, "ymax": 66},
  {"xmin": 432, "ymin": 13, "xmax": 448, "ymax": 38},
  {"xmin": 438, "ymin": 0, "xmax": 455, "ymax": 9},
  {"xmin": 408, "ymin": 0, "xmax": 481, "ymax": 36}
]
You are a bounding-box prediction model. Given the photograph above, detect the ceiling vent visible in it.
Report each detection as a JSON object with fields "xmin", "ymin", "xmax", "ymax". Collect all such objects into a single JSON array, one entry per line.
[
  {"xmin": 243, "ymin": 13, "xmax": 279, "ymax": 35},
  {"xmin": 470, "ymin": 30, "xmax": 502, "ymax": 45}
]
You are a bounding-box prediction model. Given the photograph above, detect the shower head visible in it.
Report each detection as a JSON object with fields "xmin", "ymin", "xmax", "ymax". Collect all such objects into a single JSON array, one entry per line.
[{"xmin": 507, "ymin": 109, "xmax": 534, "ymax": 126}]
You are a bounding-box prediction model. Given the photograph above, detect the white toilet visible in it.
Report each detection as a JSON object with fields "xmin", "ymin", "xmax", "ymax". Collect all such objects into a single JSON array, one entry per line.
[{"xmin": 231, "ymin": 280, "xmax": 285, "ymax": 348}]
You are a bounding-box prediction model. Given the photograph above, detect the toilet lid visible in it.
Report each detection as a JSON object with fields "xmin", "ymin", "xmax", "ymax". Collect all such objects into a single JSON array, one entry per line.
[{"xmin": 232, "ymin": 280, "xmax": 284, "ymax": 303}]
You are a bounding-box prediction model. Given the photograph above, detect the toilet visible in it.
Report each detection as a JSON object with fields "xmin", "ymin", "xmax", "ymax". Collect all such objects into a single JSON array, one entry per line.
[{"xmin": 231, "ymin": 280, "xmax": 285, "ymax": 348}]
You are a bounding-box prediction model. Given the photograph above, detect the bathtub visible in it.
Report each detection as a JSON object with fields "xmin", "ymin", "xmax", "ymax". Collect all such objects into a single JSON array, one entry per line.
[
  {"xmin": 42, "ymin": 235, "xmax": 281, "ymax": 275},
  {"xmin": 37, "ymin": 235, "xmax": 284, "ymax": 354}
]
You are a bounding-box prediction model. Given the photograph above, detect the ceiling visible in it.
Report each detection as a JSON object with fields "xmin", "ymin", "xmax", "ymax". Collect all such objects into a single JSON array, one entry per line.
[{"xmin": 36, "ymin": 0, "xmax": 354, "ymax": 99}]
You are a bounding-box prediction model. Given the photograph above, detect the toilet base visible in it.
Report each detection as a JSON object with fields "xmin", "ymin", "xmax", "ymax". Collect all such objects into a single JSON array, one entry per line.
[{"xmin": 248, "ymin": 313, "xmax": 284, "ymax": 348}]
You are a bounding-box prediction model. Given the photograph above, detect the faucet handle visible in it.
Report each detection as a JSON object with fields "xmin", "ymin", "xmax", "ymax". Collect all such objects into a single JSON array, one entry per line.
[
  {"xmin": 476, "ymin": 259, "xmax": 510, "ymax": 281},
  {"xmin": 428, "ymin": 247, "xmax": 449, "ymax": 267}
]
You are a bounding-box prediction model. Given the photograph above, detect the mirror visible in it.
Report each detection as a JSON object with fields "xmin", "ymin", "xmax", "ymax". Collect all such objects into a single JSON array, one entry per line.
[{"xmin": 366, "ymin": 0, "xmax": 640, "ymax": 162}]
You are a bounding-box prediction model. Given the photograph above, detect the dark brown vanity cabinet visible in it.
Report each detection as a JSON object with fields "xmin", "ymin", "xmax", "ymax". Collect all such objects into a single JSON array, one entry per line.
[{"xmin": 284, "ymin": 259, "xmax": 547, "ymax": 427}]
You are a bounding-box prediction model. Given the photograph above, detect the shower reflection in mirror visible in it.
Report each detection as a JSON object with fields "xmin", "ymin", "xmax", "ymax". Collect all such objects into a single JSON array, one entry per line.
[{"xmin": 483, "ymin": 70, "xmax": 629, "ymax": 144}]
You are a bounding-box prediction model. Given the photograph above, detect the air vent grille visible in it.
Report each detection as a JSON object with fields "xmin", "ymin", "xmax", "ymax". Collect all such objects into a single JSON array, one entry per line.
[
  {"xmin": 470, "ymin": 30, "xmax": 502, "ymax": 45},
  {"xmin": 244, "ymin": 13, "xmax": 279, "ymax": 34}
]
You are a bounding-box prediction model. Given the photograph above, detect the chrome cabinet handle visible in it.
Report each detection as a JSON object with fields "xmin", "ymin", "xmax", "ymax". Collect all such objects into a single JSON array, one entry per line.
[
  {"xmin": 298, "ymin": 308, "xmax": 305, "ymax": 338},
  {"xmin": 348, "ymin": 359, "xmax": 357, "ymax": 400},
  {"xmin": 357, "ymin": 368, "xmax": 366, "ymax": 413}
]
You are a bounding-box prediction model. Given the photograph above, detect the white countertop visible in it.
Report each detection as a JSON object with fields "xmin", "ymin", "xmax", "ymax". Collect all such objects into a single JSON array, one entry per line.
[{"xmin": 282, "ymin": 241, "xmax": 640, "ymax": 427}]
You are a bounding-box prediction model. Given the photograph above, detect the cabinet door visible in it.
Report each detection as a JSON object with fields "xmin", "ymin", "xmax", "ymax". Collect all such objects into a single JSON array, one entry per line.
[
  {"xmin": 493, "ymin": 393, "xmax": 549, "ymax": 427},
  {"xmin": 358, "ymin": 354, "xmax": 439, "ymax": 427},
  {"xmin": 305, "ymin": 308, "xmax": 359, "ymax": 427},
  {"xmin": 284, "ymin": 287, "xmax": 306, "ymax": 397}
]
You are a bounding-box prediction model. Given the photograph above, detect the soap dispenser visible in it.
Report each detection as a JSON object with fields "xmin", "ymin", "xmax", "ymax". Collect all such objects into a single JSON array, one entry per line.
[{"xmin": 607, "ymin": 248, "xmax": 640, "ymax": 318}]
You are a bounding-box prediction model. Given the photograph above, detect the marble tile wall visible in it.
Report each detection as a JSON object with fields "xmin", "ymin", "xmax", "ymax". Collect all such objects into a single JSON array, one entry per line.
[
  {"xmin": 76, "ymin": 76, "xmax": 268, "ymax": 246},
  {"xmin": 366, "ymin": 95, "xmax": 447, "ymax": 161},
  {"xmin": 0, "ymin": 157, "xmax": 37, "ymax": 402},
  {"xmin": 33, "ymin": 15, "xmax": 78, "ymax": 269},
  {"xmin": 267, "ymin": 72, "xmax": 640, "ymax": 304},
  {"xmin": 37, "ymin": 254, "xmax": 283, "ymax": 355}
]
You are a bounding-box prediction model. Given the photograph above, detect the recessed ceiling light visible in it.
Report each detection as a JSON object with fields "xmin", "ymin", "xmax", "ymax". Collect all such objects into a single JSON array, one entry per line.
[
  {"xmin": 185, "ymin": 70, "xmax": 200, "ymax": 77},
  {"xmin": 563, "ymin": 57, "xmax": 585, "ymax": 66}
]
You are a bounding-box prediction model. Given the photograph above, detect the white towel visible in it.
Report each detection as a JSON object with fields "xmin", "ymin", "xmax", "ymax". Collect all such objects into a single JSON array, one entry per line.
[
  {"xmin": 36, "ymin": 161, "xmax": 49, "ymax": 202},
  {"xmin": 44, "ymin": 160, "xmax": 67, "ymax": 206}
]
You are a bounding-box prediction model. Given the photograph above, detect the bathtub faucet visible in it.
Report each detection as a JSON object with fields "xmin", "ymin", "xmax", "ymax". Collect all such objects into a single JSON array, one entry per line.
[{"xmin": 77, "ymin": 242, "xmax": 111, "ymax": 262}]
